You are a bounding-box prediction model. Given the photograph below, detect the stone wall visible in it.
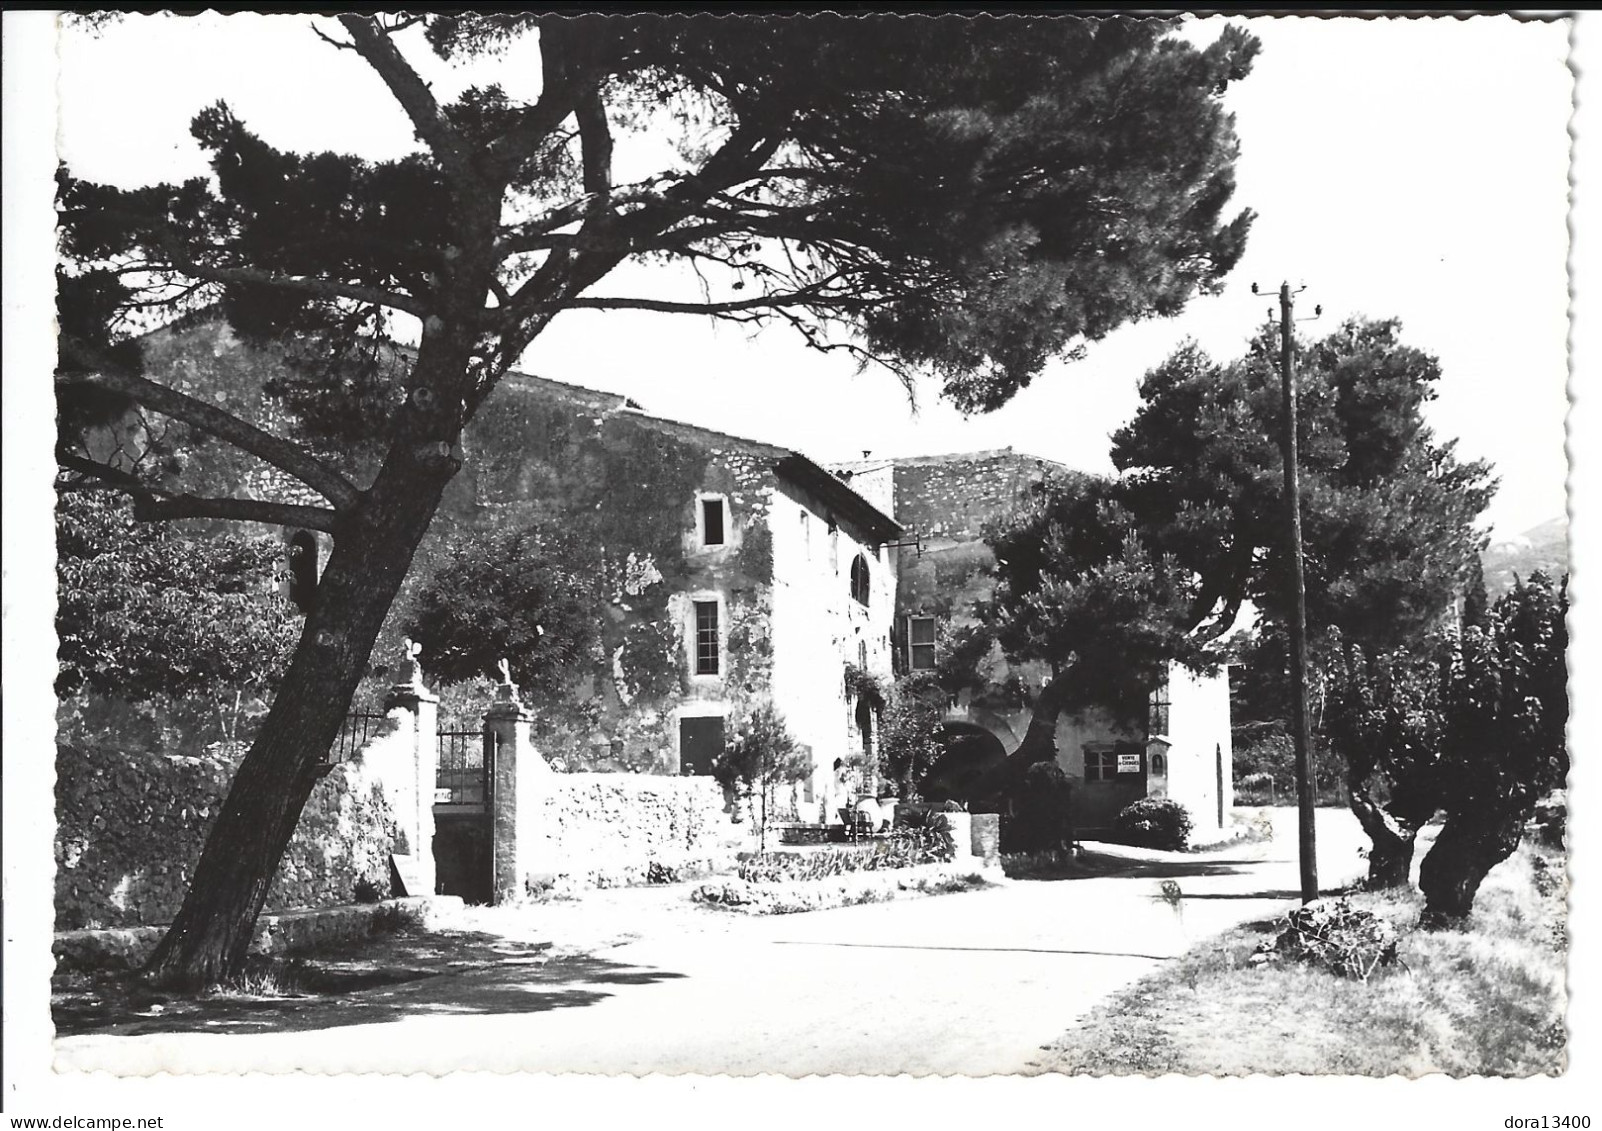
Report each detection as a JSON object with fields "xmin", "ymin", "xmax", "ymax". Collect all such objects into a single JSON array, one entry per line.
[
  {"xmin": 537, "ymin": 773, "xmax": 748, "ymax": 887},
  {"xmin": 887, "ymin": 450, "xmax": 1058, "ymax": 542},
  {"xmin": 55, "ymin": 742, "xmax": 394, "ymax": 930}
]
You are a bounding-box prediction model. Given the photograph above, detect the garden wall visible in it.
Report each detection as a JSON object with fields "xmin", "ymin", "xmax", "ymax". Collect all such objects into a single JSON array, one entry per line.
[
  {"xmin": 539, "ymin": 773, "xmax": 748, "ymax": 886},
  {"xmin": 55, "ymin": 742, "xmax": 394, "ymax": 930}
]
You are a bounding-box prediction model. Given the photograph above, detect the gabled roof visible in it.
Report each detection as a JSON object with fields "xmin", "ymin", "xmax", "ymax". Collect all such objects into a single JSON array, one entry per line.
[
  {"xmin": 126, "ymin": 312, "xmax": 901, "ymax": 542},
  {"xmin": 494, "ymin": 363, "xmax": 900, "ymax": 541},
  {"xmin": 773, "ymin": 453, "xmax": 902, "ymax": 544}
]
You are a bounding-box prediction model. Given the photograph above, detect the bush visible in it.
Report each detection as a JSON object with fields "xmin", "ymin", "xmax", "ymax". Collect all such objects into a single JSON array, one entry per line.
[
  {"xmin": 1005, "ymin": 762, "xmax": 1075, "ymax": 853},
  {"xmin": 1529, "ymin": 792, "xmax": 1566, "ymax": 849},
  {"xmin": 735, "ymin": 826, "xmax": 953, "ymax": 883},
  {"xmin": 1233, "ymin": 731, "xmax": 1346, "ymax": 806},
  {"xmin": 1114, "ymin": 798, "xmax": 1194, "ymax": 851},
  {"xmin": 1251, "ymin": 897, "xmax": 1401, "ymax": 982},
  {"xmin": 692, "ymin": 864, "xmax": 987, "ymax": 915}
]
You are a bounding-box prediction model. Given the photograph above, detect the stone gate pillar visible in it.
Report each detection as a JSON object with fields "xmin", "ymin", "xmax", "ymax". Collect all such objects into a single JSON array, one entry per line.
[
  {"xmin": 380, "ymin": 642, "xmax": 439, "ymax": 896},
  {"xmin": 485, "ymin": 667, "xmax": 551, "ymax": 903}
]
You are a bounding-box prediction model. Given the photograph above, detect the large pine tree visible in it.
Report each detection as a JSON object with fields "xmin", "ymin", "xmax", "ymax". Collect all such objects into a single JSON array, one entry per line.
[
  {"xmin": 55, "ymin": 13, "xmax": 1261, "ymax": 986},
  {"xmin": 983, "ymin": 318, "xmax": 1494, "ymax": 783}
]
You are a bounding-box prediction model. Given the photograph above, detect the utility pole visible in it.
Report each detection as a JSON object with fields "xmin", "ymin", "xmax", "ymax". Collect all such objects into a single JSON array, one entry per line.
[{"xmin": 1274, "ymin": 281, "xmax": 1319, "ymax": 904}]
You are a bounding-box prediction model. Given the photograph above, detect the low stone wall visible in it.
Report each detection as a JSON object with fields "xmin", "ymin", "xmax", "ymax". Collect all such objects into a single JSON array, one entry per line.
[
  {"xmin": 55, "ymin": 742, "xmax": 395, "ymax": 931},
  {"xmin": 970, "ymin": 813, "xmax": 1001, "ymax": 867},
  {"xmin": 54, "ymin": 895, "xmax": 461, "ymax": 973},
  {"xmin": 538, "ymin": 773, "xmax": 748, "ymax": 888}
]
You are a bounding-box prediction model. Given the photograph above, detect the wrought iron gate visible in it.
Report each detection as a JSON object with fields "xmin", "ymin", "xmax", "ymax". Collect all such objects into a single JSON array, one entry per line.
[{"xmin": 433, "ymin": 724, "xmax": 496, "ymax": 903}]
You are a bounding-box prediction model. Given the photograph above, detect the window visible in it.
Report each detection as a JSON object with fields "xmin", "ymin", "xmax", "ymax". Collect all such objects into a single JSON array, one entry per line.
[
  {"xmin": 1151, "ymin": 752, "xmax": 1168, "ymax": 776},
  {"xmin": 1084, "ymin": 748, "xmax": 1120, "ymax": 782},
  {"xmin": 850, "ymin": 554, "xmax": 870, "ymax": 606},
  {"xmin": 701, "ymin": 498, "xmax": 725, "ymax": 546},
  {"xmin": 1085, "ymin": 743, "xmax": 1143, "ymax": 782},
  {"xmin": 908, "ymin": 616, "xmax": 937, "ymax": 671},
  {"xmin": 694, "ymin": 600, "xmax": 720, "ymax": 675},
  {"xmin": 1148, "ymin": 675, "xmax": 1171, "ymax": 737}
]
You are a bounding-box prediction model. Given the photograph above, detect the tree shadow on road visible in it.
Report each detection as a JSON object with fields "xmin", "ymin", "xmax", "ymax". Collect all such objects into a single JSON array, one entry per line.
[
  {"xmin": 773, "ymin": 939, "xmax": 1178, "ymax": 961},
  {"xmin": 1082, "ymin": 856, "xmax": 1259, "ymax": 880},
  {"xmin": 53, "ymin": 927, "xmax": 684, "ymax": 1039}
]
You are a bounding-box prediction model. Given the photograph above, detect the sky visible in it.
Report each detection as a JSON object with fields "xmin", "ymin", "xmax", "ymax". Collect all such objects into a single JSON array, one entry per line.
[{"xmin": 50, "ymin": 12, "xmax": 1574, "ymax": 539}]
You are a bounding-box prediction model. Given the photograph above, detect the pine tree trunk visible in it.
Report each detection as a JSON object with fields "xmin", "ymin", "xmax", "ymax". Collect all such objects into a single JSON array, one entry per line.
[
  {"xmin": 1014, "ymin": 675, "xmax": 1070, "ymax": 767},
  {"xmin": 1417, "ymin": 809, "xmax": 1525, "ymax": 925},
  {"xmin": 141, "ymin": 451, "xmax": 456, "ymax": 990},
  {"xmin": 1346, "ymin": 785, "xmax": 1419, "ymax": 889},
  {"xmin": 970, "ymin": 676, "xmax": 1069, "ymax": 812}
]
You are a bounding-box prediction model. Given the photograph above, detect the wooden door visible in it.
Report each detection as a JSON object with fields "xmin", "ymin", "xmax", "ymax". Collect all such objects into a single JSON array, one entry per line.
[{"xmin": 679, "ymin": 716, "xmax": 725, "ymax": 776}]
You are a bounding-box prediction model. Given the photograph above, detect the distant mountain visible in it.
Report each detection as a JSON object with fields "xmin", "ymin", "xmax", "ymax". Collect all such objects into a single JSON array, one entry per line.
[{"xmin": 1483, "ymin": 517, "xmax": 1568, "ymax": 596}]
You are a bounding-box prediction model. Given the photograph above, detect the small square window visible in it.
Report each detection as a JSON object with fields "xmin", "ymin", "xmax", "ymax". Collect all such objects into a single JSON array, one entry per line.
[
  {"xmin": 701, "ymin": 499, "xmax": 725, "ymax": 546},
  {"xmin": 694, "ymin": 601, "xmax": 720, "ymax": 675},
  {"xmin": 1084, "ymin": 749, "xmax": 1119, "ymax": 782},
  {"xmin": 908, "ymin": 615, "xmax": 937, "ymax": 671}
]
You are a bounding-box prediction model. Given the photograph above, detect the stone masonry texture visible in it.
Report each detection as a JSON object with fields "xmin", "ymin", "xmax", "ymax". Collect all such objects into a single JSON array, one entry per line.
[{"xmin": 55, "ymin": 741, "xmax": 394, "ymax": 930}]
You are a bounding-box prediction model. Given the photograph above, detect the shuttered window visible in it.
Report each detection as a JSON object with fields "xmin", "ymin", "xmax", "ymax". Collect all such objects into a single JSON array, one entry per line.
[{"xmin": 908, "ymin": 616, "xmax": 937, "ymax": 670}]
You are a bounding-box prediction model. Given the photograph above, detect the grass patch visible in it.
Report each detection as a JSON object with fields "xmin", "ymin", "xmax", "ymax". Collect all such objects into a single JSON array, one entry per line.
[{"xmin": 1035, "ymin": 841, "xmax": 1567, "ymax": 1077}]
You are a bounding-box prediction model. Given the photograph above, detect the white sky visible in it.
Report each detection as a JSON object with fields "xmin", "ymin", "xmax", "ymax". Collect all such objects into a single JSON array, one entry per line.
[{"xmin": 53, "ymin": 12, "xmax": 1574, "ymax": 540}]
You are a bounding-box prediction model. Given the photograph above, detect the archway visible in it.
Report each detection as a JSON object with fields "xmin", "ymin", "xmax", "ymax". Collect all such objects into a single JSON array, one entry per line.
[{"xmin": 919, "ymin": 722, "xmax": 1008, "ymax": 805}]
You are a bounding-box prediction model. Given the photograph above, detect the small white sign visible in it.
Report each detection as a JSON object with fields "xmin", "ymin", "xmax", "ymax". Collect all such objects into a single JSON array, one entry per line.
[
  {"xmin": 1116, "ymin": 754, "xmax": 1142, "ymax": 773},
  {"xmin": 434, "ymin": 788, "xmax": 454, "ymax": 803}
]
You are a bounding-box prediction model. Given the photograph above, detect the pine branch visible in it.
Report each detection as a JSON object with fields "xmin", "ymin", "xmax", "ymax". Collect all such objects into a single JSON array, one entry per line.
[
  {"xmin": 540, "ymin": 284, "xmax": 862, "ymax": 316},
  {"xmin": 338, "ymin": 15, "xmax": 478, "ymax": 190},
  {"xmin": 574, "ymin": 85, "xmax": 613, "ymax": 204},
  {"xmin": 492, "ymin": 181, "xmax": 682, "ymax": 257},
  {"xmin": 59, "ymin": 338, "xmax": 363, "ymax": 512},
  {"xmin": 135, "ymin": 494, "xmax": 341, "ymax": 531},
  {"xmin": 57, "ymin": 453, "xmax": 341, "ymax": 532},
  {"xmin": 159, "ymin": 257, "xmax": 425, "ymax": 318}
]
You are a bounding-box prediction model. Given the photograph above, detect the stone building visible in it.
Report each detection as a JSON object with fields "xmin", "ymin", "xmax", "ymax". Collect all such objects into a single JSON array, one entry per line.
[
  {"xmin": 834, "ymin": 448, "xmax": 1234, "ymax": 833},
  {"xmin": 122, "ymin": 316, "xmax": 902, "ymax": 817},
  {"xmin": 449, "ymin": 372, "xmax": 902, "ymax": 815},
  {"xmin": 98, "ymin": 318, "xmax": 1226, "ymax": 834}
]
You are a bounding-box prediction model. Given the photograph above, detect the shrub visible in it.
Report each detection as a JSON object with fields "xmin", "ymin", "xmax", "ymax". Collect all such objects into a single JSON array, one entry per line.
[
  {"xmin": 692, "ymin": 865, "xmax": 987, "ymax": 915},
  {"xmin": 735, "ymin": 826, "xmax": 953, "ymax": 883},
  {"xmin": 877, "ymin": 671, "xmax": 946, "ymax": 800},
  {"xmin": 1114, "ymin": 797, "xmax": 1194, "ymax": 851},
  {"xmin": 712, "ymin": 700, "xmax": 811, "ymax": 852},
  {"xmin": 1251, "ymin": 897, "xmax": 1401, "ymax": 982},
  {"xmin": 1233, "ymin": 730, "xmax": 1346, "ymax": 806},
  {"xmin": 1005, "ymin": 762, "xmax": 1075, "ymax": 853},
  {"xmin": 1530, "ymin": 792, "xmax": 1566, "ymax": 849}
]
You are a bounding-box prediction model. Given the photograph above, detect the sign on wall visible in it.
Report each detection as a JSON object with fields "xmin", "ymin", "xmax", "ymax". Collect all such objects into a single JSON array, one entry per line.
[{"xmin": 1116, "ymin": 753, "xmax": 1142, "ymax": 774}]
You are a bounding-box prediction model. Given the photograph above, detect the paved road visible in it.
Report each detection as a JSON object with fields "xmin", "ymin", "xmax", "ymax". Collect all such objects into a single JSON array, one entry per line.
[{"xmin": 55, "ymin": 808, "xmax": 1368, "ymax": 1077}]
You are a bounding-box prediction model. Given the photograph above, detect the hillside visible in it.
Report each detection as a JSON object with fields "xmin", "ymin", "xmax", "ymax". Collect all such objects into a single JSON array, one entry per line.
[{"xmin": 1483, "ymin": 517, "xmax": 1568, "ymax": 596}]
